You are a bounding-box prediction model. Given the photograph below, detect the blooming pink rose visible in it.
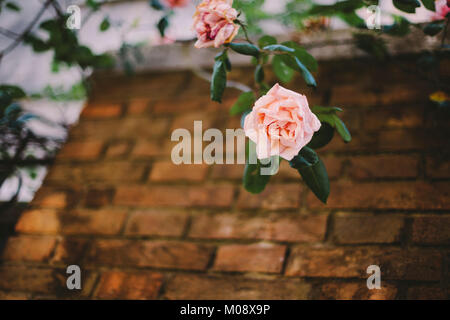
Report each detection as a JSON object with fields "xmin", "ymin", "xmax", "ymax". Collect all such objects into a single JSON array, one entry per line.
[
  {"xmin": 164, "ymin": 0, "xmax": 189, "ymax": 8},
  {"xmin": 244, "ymin": 84, "xmax": 321, "ymax": 161},
  {"xmin": 432, "ymin": 0, "xmax": 450, "ymax": 20},
  {"xmin": 193, "ymin": 0, "xmax": 240, "ymax": 48}
]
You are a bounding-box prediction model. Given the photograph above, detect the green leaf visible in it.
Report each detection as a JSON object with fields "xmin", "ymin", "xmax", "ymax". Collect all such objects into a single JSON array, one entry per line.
[
  {"xmin": 211, "ymin": 60, "xmax": 227, "ymax": 103},
  {"xmin": 354, "ymin": 33, "xmax": 388, "ymax": 60},
  {"xmin": 149, "ymin": 0, "xmax": 164, "ymax": 10},
  {"xmin": 309, "ymin": 0, "xmax": 365, "ymax": 15},
  {"xmin": 5, "ymin": 2, "xmax": 20, "ymax": 11},
  {"xmin": 262, "ymin": 44, "xmax": 295, "ymax": 53},
  {"xmin": 421, "ymin": 0, "xmax": 436, "ymax": 11},
  {"xmin": 258, "ymin": 35, "xmax": 277, "ymax": 48},
  {"xmin": 291, "ymin": 56, "xmax": 316, "ymax": 87},
  {"xmin": 281, "ymin": 41, "xmax": 318, "ymax": 72},
  {"xmin": 0, "ymin": 85, "xmax": 26, "ymax": 99},
  {"xmin": 230, "ymin": 91, "xmax": 255, "ymax": 116},
  {"xmin": 86, "ymin": 0, "xmax": 101, "ymax": 11},
  {"xmin": 100, "ymin": 17, "xmax": 110, "ymax": 32},
  {"xmin": 289, "ymin": 147, "xmax": 330, "ymax": 204},
  {"xmin": 243, "ymin": 141, "xmax": 272, "ymax": 194},
  {"xmin": 255, "ymin": 65, "xmax": 264, "ymax": 83},
  {"xmin": 307, "ymin": 122, "xmax": 335, "ymax": 149},
  {"xmin": 333, "ymin": 115, "xmax": 351, "ymax": 142},
  {"xmin": 393, "ymin": 0, "xmax": 421, "ymax": 14},
  {"xmin": 272, "ymin": 55, "xmax": 294, "ymax": 83},
  {"xmin": 227, "ymin": 43, "xmax": 260, "ymax": 57},
  {"xmin": 157, "ymin": 16, "xmax": 169, "ymax": 37},
  {"xmin": 423, "ymin": 21, "xmax": 445, "ymax": 36}
]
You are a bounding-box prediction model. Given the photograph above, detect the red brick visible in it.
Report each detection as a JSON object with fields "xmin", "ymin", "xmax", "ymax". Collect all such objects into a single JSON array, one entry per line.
[
  {"xmin": 407, "ymin": 286, "xmax": 448, "ymax": 300},
  {"xmin": 85, "ymin": 240, "xmax": 213, "ymax": 270},
  {"xmin": 15, "ymin": 209, "xmax": 60, "ymax": 234},
  {"xmin": 127, "ymin": 99, "xmax": 150, "ymax": 115},
  {"xmin": 378, "ymin": 84, "xmax": 429, "ymax": 105},
  {"xmin": 308, "ymin": 181, "xmax": 450, "ymax": 210},
  {"xmin": 153, "ymin": 97, "xmax": 210, "ymax": 114},
  {"xmin": 348, "ymin": 155, "xmax": 418, "ymax": 179},
  {"xmin": 363, "ymin": 105, "xmax": 423, "ymax": 130},
  {"xmin": 274, "ymin": 160, "xmax": 301, "ymax": 180},
  {"xmin": 47, "ymin": 162, "xmax": 146, "ymax": 183},
  {"xmin": 32, "ymin": 188, "xmax": 68, "ymax": 209},
  {"xmin": 57, "ymin": 141, "xmax": 103, "ymax": 160},
  {"xmin": 0, "ymin": 267, "xmax": 96, "ymax": 297},
  {"xmin": 114, "ymin": 185, "xmax": 234, "ymax": 208},
  {"xmin": 149, "ymin": 161, "xmax": 209, "ymax": 182},
  {"xmin": 411, "ymin": 215, "xmax": 450, "ymax": 245},
  {"xmin": 170, "ymin": 112, "xmax": 215, "ymax": 132},
  {"xmin": 211, "ymin": 164, "xmax": 244, "ymax": 180},
  {"xmin": 319, "ymin": 282, "xmax": 397, "ymax": 300},
  {"xmin": 70, "ymin": 118, "xmax": 170, "ymax": 140},
  {"xmin": 426, "ymin": 156, "xmax": 450, "ymax": 178},
  {"xmin": 83, "ymin": 187, "xmax": 114, "ymax": 207},
  {"xmin": 236, "ymin": 184, "xmax": 301, "ymax": 210},
  {"xmin": 330, "ymin": 84, "xmax": 377, "ymax": 107},
  {"xmin": 0, "ymin": 292, "xmax": 30, "ymax": 300},
  {"xmin": 189, "ymin": 213, "xmax": 327, "ymax": 243},
  {"xmin": 94, "ymin": 271, "xmax": 163, "ymax": 300},
  {"xmin": 1, "ymin": 236, "xmax": 56, "ymax": 262},
  {"xmin": 81, "ymin": 103, "xmax": 122, "ymax": 118},
  {"xmin": 125, "ymin": 210, "xmax": 188, "ymax": 237},
  {"xmin": 377, "ymin": 129, "xmax": 425, "ymax": 151},
  {"xmin": 213, "ymin": 243, "xmax": 286, "ymax": 273},
  {"xmin": 51, "ymin": 238, "xmax": 89, "ymax": 264},
  {"xmin": 60, "ymin": 209, "xmax": 127, "ymax": 235},
  {"xmin": 164, "ymin": 274, "xmax": 310, "ymax": 300},
  {"xmin": 332, "ymin": 212, "xmax": 404, "ymax": 244},
  {"xmin": 322, "ymin": 155, "xmax": 344, "ymax": 179},
  {"xmin": 105, "ymin": 141, "xmax": 130, "ymax": 158},
  {"xmin": 285, "ymin": 246, "xmax": 442, "ymax": 281},
  {"xmin": 15, "ymin": 209, "xmax": 127, "ymax": 235},
  {"xmin": 132, "ymin": 140, "xmax": 167, "ymax": 158}
]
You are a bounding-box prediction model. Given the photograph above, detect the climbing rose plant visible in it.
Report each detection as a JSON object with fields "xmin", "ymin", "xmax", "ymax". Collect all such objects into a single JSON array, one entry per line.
[{"xmin": 193, "ymin": 0, "xmax": 353, "ymax": 204}]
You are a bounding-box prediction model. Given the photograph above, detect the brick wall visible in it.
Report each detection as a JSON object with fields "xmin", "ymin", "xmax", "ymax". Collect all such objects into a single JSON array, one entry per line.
[{"xmin": 0, "ymin": 56, "xmax": 449, "ymax": 300}]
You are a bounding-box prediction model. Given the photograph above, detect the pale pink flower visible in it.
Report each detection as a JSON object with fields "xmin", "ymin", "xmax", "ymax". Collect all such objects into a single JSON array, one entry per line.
[
  {"xmin": 164, "ymin": 0, "xmax": 189, "ymax": 8},
  {"xmin": 193, "ymin": 0, "xmax": 240, "ymax": 48},
  {"xmin": 432, "ymin": 0, "xmax": 450, "ymax": 20},
  {"xmin": 244, "ymin": 84, "xmax": 321, "ymax": 161}
]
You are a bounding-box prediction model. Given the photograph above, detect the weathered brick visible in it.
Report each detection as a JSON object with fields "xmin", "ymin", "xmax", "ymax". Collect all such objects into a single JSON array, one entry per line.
[
  {"xmin": 318, "ymin": 282, "xmax": 397, "ymax": 300},
  {"xmin": 286, "ymin": 246, "xmax": 442, "ymax": 281},
  {"xmin": 81, "ymin": 103, "xmax": 122, "ymax": 118},
  {"xmin": 85, "ymin": 240, "xmax": 213, "ymax": 270},
  {"xmin": 114, "ymin": 185, "xmax": 234, "ymax": 208},
  {"xmin": 153, "ymin": 97, "xmax": 210, "ymax": 114},
  {"xmin": 51, "ymin": 238, "xmax": 89, "ymax": 264},
  {"xmin": 170, "ymin": 112, "xmax": 215, "ymax": 132},
  {"xmin": 47, "ymin": 162, "xmax": 146, "ymax": 183},
  {"xmin": 308, "ymin": 181, "xmax": 450, "ymax": 210},
  {"xmin": 332, "ymin": 212, "xmax": 404, "ymax": 244},
  {"xmin": 330, "ymin": 84, "xmax": 377, "ymax": 107},
  {"xmin": 131, "ymin": 140, "xmax": 168, "ymax": 158},
  {"xmin": 32, "ymin": 188, "xmax": 68, "ymax": 209},
  {"xmin": 16, "ymin": 208, "xmax": 127, "ymax": 235},
  {"xmin": 70, "ymin": 118, "xmax": 169, "ymax": 140},
  {"xmin": 125, "ymin": 210, "xmax": 188, "ymax": 237},
  {"xmin": 0, "ymin": 267, "xmax": 96, "ymax": 297},
  {"xmin": 149, "ymin": 161, "xmax": 209, "ymax": 182},
  {"xmin": 127, "ymin": 99, "xmax": 150, "ymax": 115},
  {"xmin": 378, "ymin": 84, "xmax": 429, "ymax": 105},
  {"xmin": 1, "ymin": 236, "xmax": 56, "ymax": 262},
  {"xmin": 362, "ymin": 105, "xmax": 423, "ymax": 130},
  {"xmin": 105, "ymin": 141, "xmax": 130, "ymax": 158},
  {"xmin": 348, "ymin": 155, "xmax": 418, "ymax": 179},
  {"xmin": 83, "ymin": 187, "xmax": 114, "ymax": 207},
  {"xmin": 15, "ymin": 209, "xmax": 60, "ymax": 234},
  {"xmin": 164, "ymin": 274, "xmax": 310, "ymax": 299},
  {"xmin": 213, "ymin": 243, "xmax": 286, "ymax": 273},
  {"xmin": 189, "ymin": 212, "xmax": 327, "ymax": 243},
  {"xmin": 94, "ymin": 271, "xmax": 163, "ymax": 300},
  {"xmin": 426, "ymin": 156, "xmax": 450, "ymax": 178},
  {"xmin": 236, "ymin": 184, "xmax": 301, "ymax": 210},
  {"xmin": 59, "ymin": 209, "xmax": 127, "ymax": 235},
  {"xmin": 57, "ymin": 141, "xmax": 103, "ymax": 160},
  {"xmin": 211, "ymin": 164, "xmax": 244, "ymax": 180},
  {"xmin": 0, "ymin": 291, "xmax": 30, "ymax": 300},
  {"xmin": 411, "ymin": 215, "xmax": 450, "ymax": 245}
]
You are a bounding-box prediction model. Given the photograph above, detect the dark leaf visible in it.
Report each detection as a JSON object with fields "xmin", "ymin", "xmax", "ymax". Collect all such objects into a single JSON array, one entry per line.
[
  {"xmin": 307, "ymin": 122, "xmax": 335, "ymax": 149},
  {"xmin": 421, "ymin": 0, "xmax": 436, "ymax": 11},
  {"xmin": 262, "ymin": 44, "xmax": 295, "ymax": 53},
  {"xmin": 272, "ymin": 55, "xmax": 294, "ymax": 83},
  {"xmin": 393, "ymin": 0, "xmax": 421, "ymax": 14},
  {"xmin": 211, "ymin": 60, "xmax": 227, "ymax": 103},
  {"xmin": 100, "ymin": 17, "xmax": 110, "ymax": 32},
  {"xmin": 258, "ymin": 35, "xmax": 277, "ymax": 48},
  {"xmin": 255, "ymin": 65, "xmax": 264, "ymax": 83},
  {"xmin": 227, "ymin": 42, "xmax": 260, "ymax": 57},
  {"xmin": 423, "ymin": 21, "xmax": 445, "ymax": 36},
  {"xmin": 157, "ymin": 16, "xmax": 169, "ymax": 37}
]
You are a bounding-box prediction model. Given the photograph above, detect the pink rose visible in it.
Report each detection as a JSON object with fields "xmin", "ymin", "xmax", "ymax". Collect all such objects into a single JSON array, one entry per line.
[
  {"xmin": 432, "ymin": 0, "xmax": 450, "ymax": 20},
  {"xmin": 244, "ymin": 84, "xmax": 321, "ymax": 161},
  {"xmin": 193, "ymin": 0, "xmax": 240, "ymax": 48},
  {"xmin": 164, "ymin": 0, "xmax": 189, "ymax": 8}
]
